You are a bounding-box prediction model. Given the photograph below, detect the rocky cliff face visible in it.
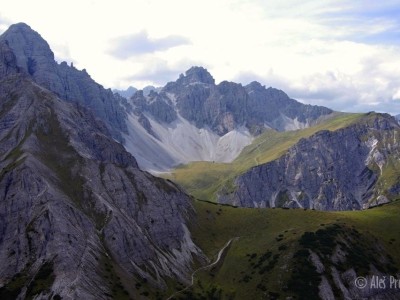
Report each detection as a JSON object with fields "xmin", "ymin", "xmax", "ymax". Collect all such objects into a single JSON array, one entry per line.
[
  {"xmin": 0, "ymin": 23, "xmax": 128, "ymax": 142},
  {"xmin": 0, "ymin": 24, "xmax": 334, "ymax": 173},
  {"xmin": 0, "ymin": 39, "xmax": 19, "ymax": 77},
  {"xmin": 125, "ymin": 66, "xmax": 334, "ymax": 171},
  {"xmin": 113, "ymin": 85, "xmax": 161, "ymax": 99},
  {"xmin": 134, "ymin": 66, "xmax": 333, "ymax": 136},
  {"xmin": 287, "ymin": 224, "xmax": 400, "ymax": 299},
  {"xmin": 0, "ymin": 74, "xmax": 203, "ymax": 299},
  {"xmin": 219, "ymin": 113, "xmax": 400, "ymax": 210}
]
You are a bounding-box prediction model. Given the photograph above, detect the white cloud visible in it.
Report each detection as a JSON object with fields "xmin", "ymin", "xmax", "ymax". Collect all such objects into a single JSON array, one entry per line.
[
  {"xmin": 1, "ymin": 0, "xmax": 400, "ymax": 113},
  {"xmin": 393, "ymin": 90, "xmax": 400, "ymax": 101},
  {"xmin": 109, "ymin": 31, "xmax": 190, "ymax": 59}
]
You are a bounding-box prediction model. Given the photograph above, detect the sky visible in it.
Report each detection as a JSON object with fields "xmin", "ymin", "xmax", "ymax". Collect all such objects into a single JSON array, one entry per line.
[{"xmin": 1, "ymin": 0, "xmax": 400, "ymax": 114}]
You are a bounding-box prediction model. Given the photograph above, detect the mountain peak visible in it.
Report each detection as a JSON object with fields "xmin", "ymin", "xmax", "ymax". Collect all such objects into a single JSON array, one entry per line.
[
  {"xmin": 7, "ymin": 22, "xmax": 32, "ymax": 31},
  {"xmin": 245, "ymin": 81, "xmax": 265, "ymax": 91},
  {"xmin": 0, "ymin": 23, "xmax": 128, "ymax": 141},
  {"xmin": 0, "ymin": 22, "xmax": 55, "ymax": 74},
  {"xmin": 178, "ymin": 66, "xmax": 215, "ymax": 85}
]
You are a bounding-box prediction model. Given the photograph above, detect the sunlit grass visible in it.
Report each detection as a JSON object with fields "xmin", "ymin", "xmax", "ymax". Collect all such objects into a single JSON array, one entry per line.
[
  {"xmin": 188, "ymin": 199, "xmax": 400, "ymax": 299},
  {"xmin": 165, "ymin": 112, "xmax": 363, "ymax": 201}
]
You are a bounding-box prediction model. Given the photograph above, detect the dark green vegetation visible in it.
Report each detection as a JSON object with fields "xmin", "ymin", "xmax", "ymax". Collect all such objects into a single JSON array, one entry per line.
[
  {"xmin": 163, "ymin": 112, "xmax": 400, "ymax": 299},
  {"xmin": 165, "ymin": 113, "xmax": 363, "ymax": 201},
  {"xmin": 172, "ymin": 199, "xmax": 400, "ymax": 299},
  {"xmin": 288, "ymin": 224, "xmax": 397, "ymax": 299},
  {"xmin": 0, "ymin": 262, "xmax": 55, "ymax": 300}
]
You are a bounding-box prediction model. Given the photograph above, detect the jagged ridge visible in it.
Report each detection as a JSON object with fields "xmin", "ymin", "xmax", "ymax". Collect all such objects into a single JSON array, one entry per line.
[
  {"xmin": 125, "ymin": 67, "xmax": 334, "ymax": 172},
  {"xmin": 219, "ymin": 113, "xmax": 400, "ymax": 210},
  {"xmin": 132, "ymin": 66, "xmax": 333, "ymax": 136},
  {"xmin": 0, "ymin": 74, "xmax": 203, "ymax": 299},
  {"xmin": 0, "ymin": 22, "xmax": 129, "ymax": 142}
]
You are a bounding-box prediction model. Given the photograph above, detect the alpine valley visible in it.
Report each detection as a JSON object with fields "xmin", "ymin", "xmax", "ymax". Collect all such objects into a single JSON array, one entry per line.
[{"xmin": 1, "ymin": 23, "xmax": 400, "ymax": 300}]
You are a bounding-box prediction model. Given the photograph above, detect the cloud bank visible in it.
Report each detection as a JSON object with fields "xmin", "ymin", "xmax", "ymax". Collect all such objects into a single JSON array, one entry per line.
[
  {"xmin": 1, "ymin": 0, "xmax": 400, "ymax": 114},
  {"xmin": 109, "ymin": 31, "xmax": 190, "ymax": 59}
]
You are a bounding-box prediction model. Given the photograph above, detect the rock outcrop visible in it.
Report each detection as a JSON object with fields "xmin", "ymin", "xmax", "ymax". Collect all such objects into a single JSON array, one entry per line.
[
  {"xmin": 137, "ymin": 66, "xmax": 333, "ymax": 136},
  {"xmin": 0, "ymin": 74, "xmax": 203, "ymax": 299},
  {"xmin": 125, "ymin": 66, "xmax": 334, "ymax": 171},
  {"xmin": 0, "ymin": 23, "xmax": 128, "ymax": 142},
  {"xmin": 219, "ymin": 113, "xmax": 400, "ymax": 210},
  {"xmin": 0, "ymin": 40, "xmax": 19, "ymax": 77},
  {"xmin": 1, "ymin": 24, "xmax": 334, "ymax": 173},
  {"xmin": 113, "ymin": 85, "xmax": 161, "ymax": 99},
  {"xmin": 288, "ymin": 224, "xmax": 400, "ymax": 299}
]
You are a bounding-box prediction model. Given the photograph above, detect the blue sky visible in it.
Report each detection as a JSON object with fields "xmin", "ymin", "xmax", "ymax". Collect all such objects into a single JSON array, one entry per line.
[{"xmin": 1, "ymin": 0, "xmax": 400, "ymax": 114}]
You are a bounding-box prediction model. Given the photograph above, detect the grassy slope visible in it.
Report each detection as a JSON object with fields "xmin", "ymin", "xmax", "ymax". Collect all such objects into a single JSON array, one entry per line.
[
  {"xmin": 165, "ymin": 113, "xmax": 363, "ymax": 201},
  {"xmin": 162, "ymin": 112, "xmax": 400, "ymax": 298},
  {"xmin": 371, "ymin": 133, "xmax": 400, "ymax": 199},
  {"xmin": 183, "ymin": 200, "xmax": 400, "ymax": 299}
]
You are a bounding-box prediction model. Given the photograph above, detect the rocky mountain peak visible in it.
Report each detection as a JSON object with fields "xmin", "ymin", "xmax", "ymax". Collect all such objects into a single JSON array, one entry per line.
[
  {"xmin": 177, "ymin": 66, "xmax": 215, "ymax": 85},
  {"xmin": 0, "ymin": 74, "xmax": 203, "ymax": 298},
  {"xmin": 0, "ymin": 23, "xmax": 129, "ymax": 141},
  {"xmin": 245, "ymin": 81, "xmax": 265, "ymax": 91},
  {"xmin": 0, "ymin": 22, "xmax": 54, "ymax": 75}
]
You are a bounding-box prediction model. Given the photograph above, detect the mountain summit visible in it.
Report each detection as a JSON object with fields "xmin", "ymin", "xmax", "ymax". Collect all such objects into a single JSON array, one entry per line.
[
  {"xmin": 1, "ymin": 22, "xmax": 400, "ymax": 300},
  {"xmin": 0, "ymin": 22, "xmax": 129, "ymax": 141},
  {"xmin": 0, "ymin": 24, "xmax": 203, "ymax": 299},
  {"xmin": 176, "ymin": 66, "xmax": 215, "ymax": 85},
  {"xmin": 125, "ymin": 66, "xmax": 333, "ymax": 171},
  {"xmin": 0, "ymin": 23, "xmax": 334, "ymax": 172},
  {"xmin": 0, "ymin": 23, "xmax": 55, "ymax": 75}
]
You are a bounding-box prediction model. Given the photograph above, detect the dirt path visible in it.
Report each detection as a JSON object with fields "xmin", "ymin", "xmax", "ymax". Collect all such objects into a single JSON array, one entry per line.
[{"xmin": 166, "ymin": 237, "xmax": 238, "ymax": 300}]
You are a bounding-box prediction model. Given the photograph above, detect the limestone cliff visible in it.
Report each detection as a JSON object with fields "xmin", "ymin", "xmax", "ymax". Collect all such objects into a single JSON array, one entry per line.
[
  {"xmin": 219, "ymin": 113, "xmax": 400, "ymax": 210},
  {"xmin": 133, "ymin": 66, "xmax": 333, "ymax": 136},
  {"xmin": 0, "ymin": 74, "xmax": 203, "ymax": 299},
  {"xmin": 0, "ymin": 23, "xmax": 128, "ymax": 142}
]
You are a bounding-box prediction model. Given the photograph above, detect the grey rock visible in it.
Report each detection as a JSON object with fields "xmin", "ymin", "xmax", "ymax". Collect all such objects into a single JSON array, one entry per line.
[
  {"xmin": 219, "ymin": 113, "xmax": 400, "ymax": 210},
  {"xmin": 156, "ymin": 67, "xmax": 333, "ymax": 135},
  {"xmin": 318, "ymin": 276, "xmax": 335, "ymax": 300},
  {"xmin": 176, "ymin": 66, "xmax": 215, "ymax": 85},
  {"xmin": 134, "ymin": 110, "xmax": 159, "ymax": 139},
  {"xmin": 298, "ymin": 225, "xmax": 400, "ymax": 299},
  {"xmin": 113, "ymin": 86, "xmax": 161, "ymax": 99},
  {"xmin": 0, "ymin": 23, "xmax": 128, "ymax": 142},
  {"xmin": 244, "ymin": 82, "xmax": 333, "ymax": 132},
  {"xmin": 131, "ymin": 90, "xmax": 177, "ymax": 124},
  {"xmin": 0, "ymin": 74, "xmax": 204, "ymax": 299},
  {"xmin": 113, "ymin": 86, "xmax": 137, "ymax": 98},
  {"xmin": 143, "ymin": 85, "xmax": 162, "ymax": 96},
  {"xmin": 121, "ymin": 66, "xmax": 334, "ymax": 172},
  {"xmin": 370, "ymin": 195, "xmax": 390, "ymax": 207},
  {"xmin": 388, "ymin": 182, "xmax": 400, "ymax": 197},
  {"xmin": 0, "ymin": 40, "xmax": 19, "ymax": 77}
]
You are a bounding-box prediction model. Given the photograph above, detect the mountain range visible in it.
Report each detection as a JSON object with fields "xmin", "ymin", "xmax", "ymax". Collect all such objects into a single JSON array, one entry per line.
[
  {"xmin": 1, "ymin": 22, "xmax": 400, "ymax": 299},
  {"xmin": 219, "ymin": 113, "xmax": 400, "ymax": 210},
  {"xmin": 124, "ymin": 66, "xmax": 333, "ymax": 172},
  {"xmin": 0, "ymin": 23, "xmax": 204, "ymax": 299},
  {"xmin": 113, "ymin": 86, "xmax": 161, "ymax": 99}
]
